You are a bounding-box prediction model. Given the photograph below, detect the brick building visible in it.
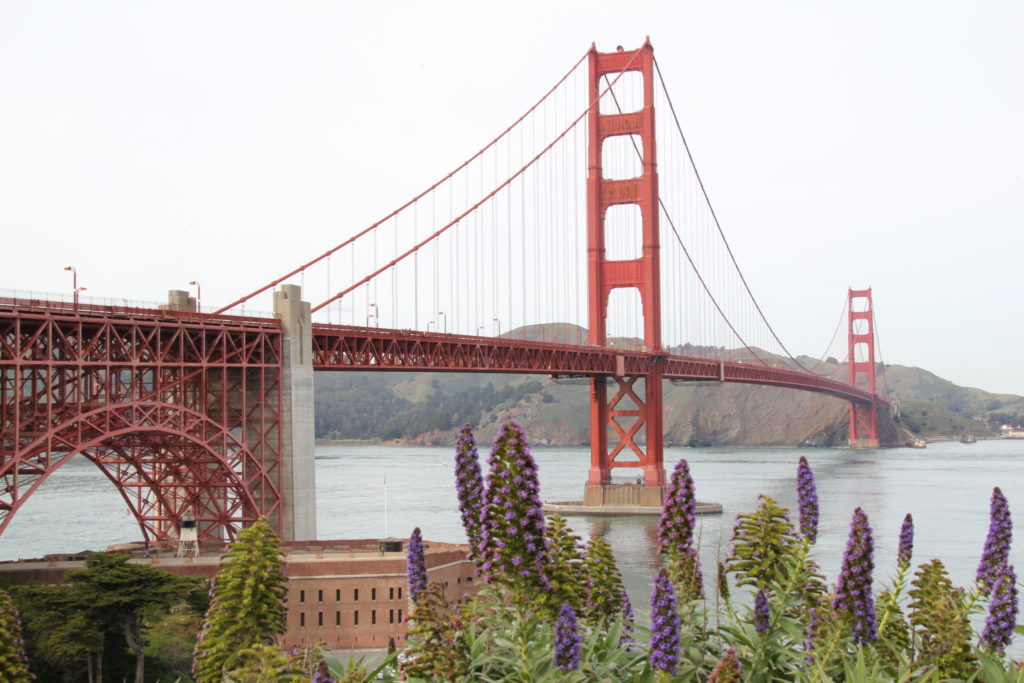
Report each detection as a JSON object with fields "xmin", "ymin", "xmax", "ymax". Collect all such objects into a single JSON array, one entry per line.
[{"xmin": 0, "ymin": 537, "xmax": 477, "ymax": 650}]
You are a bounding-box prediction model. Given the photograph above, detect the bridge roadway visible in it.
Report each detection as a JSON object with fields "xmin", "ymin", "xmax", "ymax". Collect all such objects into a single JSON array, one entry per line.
[
  {"xmin": 311, "ymin": 324, "xmax": 881, "ymax": 405},
  {"xmin": 0, "ymin": 297, "xmax": 880, "ymax": 407}
]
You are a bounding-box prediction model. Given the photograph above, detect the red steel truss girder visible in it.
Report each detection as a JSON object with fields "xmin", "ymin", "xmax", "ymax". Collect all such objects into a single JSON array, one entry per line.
[
  {"xmin": 1, "ymin": 308, "xmax": 285, "ymax": 542},
  {"xmin": 310, "ymin": 325, "xmax": 882, "ymax": 406}
]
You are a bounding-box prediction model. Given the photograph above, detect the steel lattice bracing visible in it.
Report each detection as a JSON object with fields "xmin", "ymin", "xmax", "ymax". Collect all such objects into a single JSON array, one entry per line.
[
  {"xmin": 586, "ymin": 41, "xmax": 666, "ymax": 487},
  {"xmin": 0, "ymin": 299, "xmax": 285, "ymax": 543}
]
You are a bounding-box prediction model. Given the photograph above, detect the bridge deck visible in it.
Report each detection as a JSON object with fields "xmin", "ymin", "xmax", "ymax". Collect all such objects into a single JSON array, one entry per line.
[{"xmin": 0, "ymin": 302, "xmax": 881, "ymax": 407}]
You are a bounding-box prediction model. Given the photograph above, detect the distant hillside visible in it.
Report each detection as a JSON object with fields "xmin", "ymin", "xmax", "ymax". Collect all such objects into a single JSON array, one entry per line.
[{"xmin": 313, "ymin": 324, "xmax": 1013, "ymax": 447}]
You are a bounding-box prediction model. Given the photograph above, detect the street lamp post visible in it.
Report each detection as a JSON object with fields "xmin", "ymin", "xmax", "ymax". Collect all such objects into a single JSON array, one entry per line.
[
  {"xmin": 438, "ymin": 311, "xmax": 447, "ymax": 334},
  {"xmin": 493, "ymin": 317, "xmax": 501, "ymax": 337},
  {"xmin": 426, "ymin": 321, "xmax": 435, "ymax": 332},
  {"xmin": 188, "ymin": 281, "xmax": 201, "ymax": 312},
  {"xmin": 64, "ymin": 266, "xmax": 78, "ymax": 309},
  {"xmin": 367, "ymin": 303, "xmax": 379, "ymax": 328}
]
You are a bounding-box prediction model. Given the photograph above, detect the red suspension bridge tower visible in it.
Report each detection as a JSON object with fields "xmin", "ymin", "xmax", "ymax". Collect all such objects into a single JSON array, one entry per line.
[
  {"xmin": 848, "ymin": 288, "xmax": 879, "ymax": 447},
  {"xmin": 585, "ymin": 40, "xmax": 667, "ymax": 505}
]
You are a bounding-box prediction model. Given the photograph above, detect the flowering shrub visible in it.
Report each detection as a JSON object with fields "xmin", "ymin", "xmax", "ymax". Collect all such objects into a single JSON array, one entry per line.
[
  {"xmin": 407, "ymin": 527, "xmax": 427, "ymax": 603},
  {"xmin": 553, "ymin": 604, "xmax": 580, "ymax": 672},
  {"xmin": 659, "ymin": 459, "xmax": 704, "ymax": 602},
  {"xmin": 977, "ymin": 486, "xmax": 1013, "ymax": 595},
  {"xmin": 395, "ymin": 425, "xmax": 1022, "ymax": 682},
  {"xmin": 453, "ymin": 425, "xmax": 484, "ymax": 555},
  {"xmin": 582, "ymin": 536, "xmax": 625, "ymax": 626},
  {"xmin": 897, "ymin": 512, "xmax": 914, "ymax": 571},
  {"xmin": 981, "ymin": 563, "xmax": 1018, "ymax": 654},
  {"xmin": 796, "ymin": 456, "xmax": 819, "ymax": 543},
  {"xmin": 833, "ymin": 507, "xmax": 877, "ymax": 645},
  {"xmin": 649, "ymin": 568, "xmax": 681, "ymax": 675},
  {"xmin": 477, "ymin": 422, "xmax": 552, "ymax": 597}
]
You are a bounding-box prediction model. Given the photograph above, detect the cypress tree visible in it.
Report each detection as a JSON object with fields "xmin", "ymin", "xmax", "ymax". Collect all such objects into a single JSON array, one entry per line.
[{"xmin": 192, "ymin": 517, "xmax": 288, "ymax": 682}]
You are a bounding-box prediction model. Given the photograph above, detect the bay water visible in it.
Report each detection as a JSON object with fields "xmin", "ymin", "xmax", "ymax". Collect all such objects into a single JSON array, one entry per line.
[{"xmin": 3, "ymin": 439, "xmax": 1022, "ymax": 653}]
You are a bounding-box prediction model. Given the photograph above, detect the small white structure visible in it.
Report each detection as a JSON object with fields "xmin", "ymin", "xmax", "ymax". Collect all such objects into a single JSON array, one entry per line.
[{"xmin": 176, "ymin": 510, "xmax": 199, "ymax": 558}]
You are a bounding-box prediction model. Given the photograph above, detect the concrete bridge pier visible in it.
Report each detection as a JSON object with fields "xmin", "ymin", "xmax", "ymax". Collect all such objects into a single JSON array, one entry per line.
[{"xmin": 275, "ymin": 284, "xmax": 317, "ymax": 541}]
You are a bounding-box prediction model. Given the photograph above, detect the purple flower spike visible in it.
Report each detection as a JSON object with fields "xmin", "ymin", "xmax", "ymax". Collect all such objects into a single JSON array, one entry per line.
[
  {"xmin": 407, "ymin": 527, "xmax": 427, "ymax": 602},
  {"xmin": 554, "ymin": 604, "xmax": 581, "ymax": 672},
  {"xmin": 754, "ymin": 589, "xmax": 770, "ymax": 633},
  {"xmin": 981, "ymin": 563, "xmax": 1018, "ymax": 654},
  {"xmin": 649, "ymin": 568, "xmax": 680, "ymax": 674},
  {"xmin": 313, "ymin": 659, "xmax": 337, "ymax": 683},
  {"xmin": 797, "ymin": 456, "xmax": 819, "ymax": 542},
  {"xmin": 620, "ymin": 587, "xmax": 635, "ymax": 647},
  {"xmin": 454, "ymin": 425, "xmax": 485, "ymax": 552},
  {"xmin": 658, "ymin": 459, "xmax": 697, "ymax": 555},
  {"xmin": 833, "ymin": 507, "xmax": 877, "ymax": 644},
  {"xmin": 897, "ymin": 513, "xmax": 914, "ymax": 571},
  {"xmin": 977, "ymin": 487, "xmax": 1013, "ymax": 595},
  {"xmin": 805, "ymin": 607, "xmax": 818, "ymax": 663},
  {"xmin": 478, "ymin": 422, "xmax": 552, "ymax": 594}
]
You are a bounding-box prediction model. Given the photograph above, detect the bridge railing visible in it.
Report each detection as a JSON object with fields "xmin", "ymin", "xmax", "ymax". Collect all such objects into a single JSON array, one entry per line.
[{"xmin": 0, "ymin": 289, "xmax": 278, "ymax": 327}]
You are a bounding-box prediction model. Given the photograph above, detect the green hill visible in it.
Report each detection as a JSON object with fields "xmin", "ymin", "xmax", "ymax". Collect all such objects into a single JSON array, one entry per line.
[{"xmin": 313, "ymin": 325, "xmax": 1012, "ymax": 446}]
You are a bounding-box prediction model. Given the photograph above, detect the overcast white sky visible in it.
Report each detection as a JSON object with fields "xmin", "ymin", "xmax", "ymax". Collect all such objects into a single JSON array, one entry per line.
[{"xmin": 2, "ymin": 1, "xmax": 1022, "ymax": 394}]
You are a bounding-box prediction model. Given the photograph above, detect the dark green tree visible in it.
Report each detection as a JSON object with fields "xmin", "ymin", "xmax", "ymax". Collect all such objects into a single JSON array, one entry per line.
[
  {"xmin": 64, "ymin": 552, "xmax": 203, "ymax": 683},
  {"xmin": 0, "ymin": 586, "xmax": 31, "ymax": 682},
  {"xmin": 10, "ymin": 583, "xmax": 100, "ymax": 681},
  {"xmin": 11, "ymin": 553, "xmax": 202, "ymax": 683},
  {"xmin": 192, "ymin": 517, "xmax": 288, "ymax": 682}
]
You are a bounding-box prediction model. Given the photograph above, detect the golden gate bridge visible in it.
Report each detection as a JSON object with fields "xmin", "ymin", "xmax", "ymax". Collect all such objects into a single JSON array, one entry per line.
[{"xmin": 0, "ymin": 40, "xmax": 886, "ymax": 545}]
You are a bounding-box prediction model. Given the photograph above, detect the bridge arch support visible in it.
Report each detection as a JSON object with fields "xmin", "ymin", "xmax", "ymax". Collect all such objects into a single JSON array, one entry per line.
[{"xmin": 0, "ymin": 401, "xmax": 278, "ymax": 544}]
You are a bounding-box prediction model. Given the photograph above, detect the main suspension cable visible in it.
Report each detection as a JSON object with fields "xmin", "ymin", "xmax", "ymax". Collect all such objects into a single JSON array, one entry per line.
[
  {"xmin": 215, "ymin": 50, "xmax": 591, "ymax": 315},
  {"xmin": 312, "ymin": 49, "xmax": 642, "ymax": 314}
]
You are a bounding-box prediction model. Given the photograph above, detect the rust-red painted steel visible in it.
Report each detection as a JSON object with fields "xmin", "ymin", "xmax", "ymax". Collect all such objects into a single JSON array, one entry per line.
[
  {"xmin": 0, "ymin": 299, "xmax": 284, "ymax": 544},
  {"xmin": 586, "ymin": 41, "xmax": 665, "ymax": 486},
  {"xmin": 309, "ymin": 324, "xmax": 881, "ymax": 405},
  {"xmin": 2, "ymin": 296, "xmax": 885, "ymax": 543},
  {"xmin": 848, "ymin": 288, "xmax": 880, "ymax": 445}
]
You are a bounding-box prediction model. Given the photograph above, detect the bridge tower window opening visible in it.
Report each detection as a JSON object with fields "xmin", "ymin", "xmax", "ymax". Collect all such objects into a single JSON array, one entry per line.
[
  {"xmin": 601, "ymin": 134, "xmax": 643, "ymax": 181},
  {"xmin": 599, "ymin": 70, "xmax": 643, "ymax": 115},
  {"xmin": 604, "ymin": 204, "xmax": 643, "ymax": 261}
]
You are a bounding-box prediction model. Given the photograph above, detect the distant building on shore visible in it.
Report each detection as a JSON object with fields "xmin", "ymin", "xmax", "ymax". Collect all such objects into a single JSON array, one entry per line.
[
  {"xmin": 999, "ymin": 424, "xmax": 1024, "ymax": 438},
  {"xmin": 0, "ymin": 538, "xmax": 477, "ymax": 650}
]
